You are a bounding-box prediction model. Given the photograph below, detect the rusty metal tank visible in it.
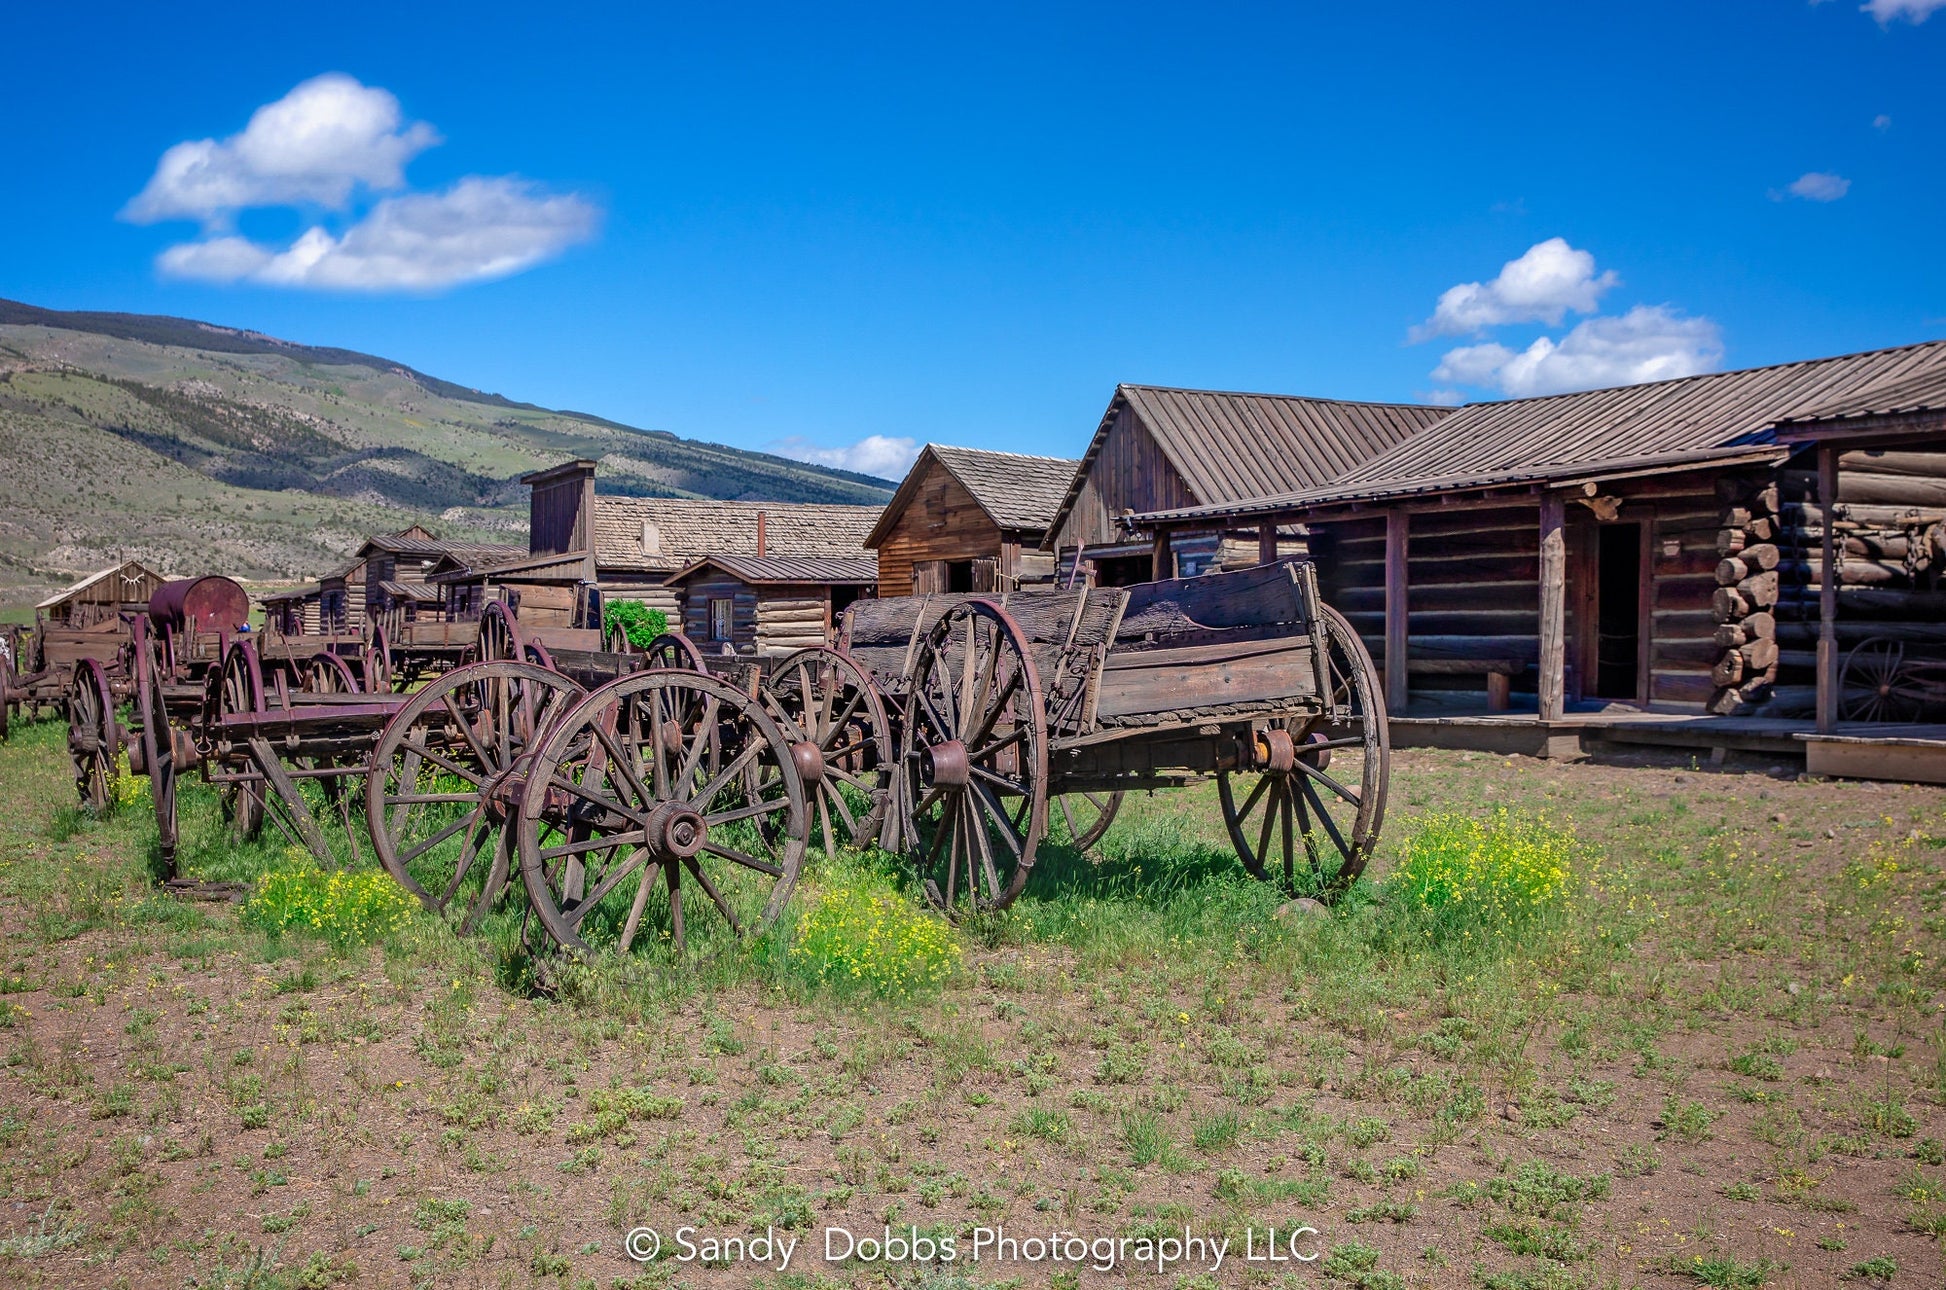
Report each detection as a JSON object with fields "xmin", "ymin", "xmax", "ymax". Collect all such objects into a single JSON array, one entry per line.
[{"xmin": 150, "ymin": 577, "xmax": 251, "ymax": 635}]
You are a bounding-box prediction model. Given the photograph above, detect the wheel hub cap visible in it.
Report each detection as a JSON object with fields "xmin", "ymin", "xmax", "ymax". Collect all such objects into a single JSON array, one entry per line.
[
  {"xmin": 920, "ymin": 739, "xmax": 970, "ymax": 788},
  {"xmin": 790, "ymin": 740, "xmax": 826, "ymax": 784},
  {"xmin": 646, "ymin": 801, "xmax": 707, "ymax": 859}
]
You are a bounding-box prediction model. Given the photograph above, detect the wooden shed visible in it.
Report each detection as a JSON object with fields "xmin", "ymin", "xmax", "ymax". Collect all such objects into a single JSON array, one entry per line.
[
  {"xmin": 1048, "ymin": 385, "xmax": 1449, "ymax": 585},
  {"xmin": 664, "ymin": 554, "xmax": 878, "ymax": 656},
  {"xmin": 258, "ymin": 583, "xmax": 322, "ymax": 635},
  {"xmin": 1127, "ymin": 342, "xmax": 1946, "ymax": 737},
  {"xmin": 318, "ymin": 559, "xmax": 365, "ymax": 634},
  {"xmin": 35, "ymin": 560, "xmax": 167, "ymax": 627},
  {"xmin": 356, "ymin": 528, "xmax": 522, "ymax": 628},
  {"xmin": 865, "ymin": 445, "xmax": 1078, "ymax": 596}
]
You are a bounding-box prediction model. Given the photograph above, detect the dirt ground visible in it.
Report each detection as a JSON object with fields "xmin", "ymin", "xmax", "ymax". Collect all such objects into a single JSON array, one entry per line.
[{"xmin": 2, "ymin": 723, "xmax": 1944, "ymax": 1289}]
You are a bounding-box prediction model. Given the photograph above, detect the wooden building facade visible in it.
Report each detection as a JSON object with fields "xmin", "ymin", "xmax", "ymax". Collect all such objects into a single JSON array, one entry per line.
[
  {"xmin": 865, "ymin": 445, "xmax": 1076, "ymax": 597},
  {"xmin": 34, "ymin": 560, "xmax": 167, "ymax": 627},
  {"xmin": 665, "ymin": 555, "xmax": 878, "ymax": 656},
  {"xmin": 1129, "ymin": 342, "xmax": 1946, "ymax": 728},
  {"xmin": 1047, "ymin": 385, "xmax": 1449, "ymax": 585},
  {"xmin": 259, "ymin": 584, "xmax": 323, "ymax": 635}
]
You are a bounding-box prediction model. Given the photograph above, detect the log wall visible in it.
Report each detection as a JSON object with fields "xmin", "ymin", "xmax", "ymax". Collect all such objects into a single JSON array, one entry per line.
[{"xmin": 679, "ymin": 573, "xmax": 759, "ymax": 653}]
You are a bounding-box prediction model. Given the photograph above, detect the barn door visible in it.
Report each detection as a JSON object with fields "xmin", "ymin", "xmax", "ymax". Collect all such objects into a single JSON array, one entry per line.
[
  {"xmin": 971, "ymin": 557, "xmax": 1000, "ymax": 592},
  {"xmin": 912, "ymin": 561, "xmax": 947, "ymax": 595}
]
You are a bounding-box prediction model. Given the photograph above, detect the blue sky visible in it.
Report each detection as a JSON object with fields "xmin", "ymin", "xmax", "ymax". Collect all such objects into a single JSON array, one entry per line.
[{"xmin": 4, "ymin": 1, "xmax": 1941, "ymax": 478}]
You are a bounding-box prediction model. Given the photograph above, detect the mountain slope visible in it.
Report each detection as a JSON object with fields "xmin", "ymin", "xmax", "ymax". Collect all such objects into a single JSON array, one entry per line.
[{"xmin": 0, "ymin": 300, "xmax": 893, "ymax": 604}]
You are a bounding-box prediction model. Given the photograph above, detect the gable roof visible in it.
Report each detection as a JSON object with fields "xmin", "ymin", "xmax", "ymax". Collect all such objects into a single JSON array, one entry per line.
[
  {"xmin": 666, "ymin": 554, "xmax": 879, "ymax": 586},
  {"xmin": 35, "ymin": 560, "xmax": 166, "ymax": 610},
  {"xmin": 1048, "ymin": 385, "xmax": 1450, "ymax": 536},
  {"xmin": 864, "ymin": 445, "xmax": 1080, "ymax": 548},
  {"xmin": 353, "ymin": 529, "xmax": 523, "ymax": 565},
  {"xmin": 592, "ymin": 497, "xmax": 882, "ymax": 573},
  {"xmin": 1135, "ymin": 339, "xmax": 1946, "ymax": 524}
]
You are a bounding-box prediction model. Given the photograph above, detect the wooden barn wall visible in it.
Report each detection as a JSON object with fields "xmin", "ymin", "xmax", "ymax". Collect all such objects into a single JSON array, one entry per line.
[
  {"xmin": 1054, "ymin": 406, "xmax": 1199, "ymax": 552},
  {"xmin": 679, "ymin": 574, "xmax": 759, "ymax": 652},
  {"xmin": 529, "ymin": 469, "xmax": 594, "ymax": 560},
  {"xmin": 754, "ymin": 593, "xmax": 832, "ymax": 654},
  {"xmin": 875, "ymin": 459, "xmax": 1006, "ymax": 596},
  {"xmin": 48, "ymin": 565, "xmax": 166, "ymax": 626},
  {"xmin": 1709, "ymin": 445, "xmax": 1946, "ymax": 719}
]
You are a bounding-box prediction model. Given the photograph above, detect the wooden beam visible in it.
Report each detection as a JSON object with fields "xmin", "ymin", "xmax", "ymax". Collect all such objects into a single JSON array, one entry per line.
[
  {"xmin": 1538, "ymin": 493, "xmax": 1566, "ymax": 722},
  {"xmin": 1258, "ymin": 521, "xmax": 1278, "ymax": 566},
  {"xmin": 1151, "ymin": 532, "xmax": 1171, "ymax": 582},
  {"xmin": 1817, "ymin": 444, "xmax": 1839, "ymax": 734},
  {"xmin": 1384, "ymin": 509, "xmax": 1409, "ymax": 714}
]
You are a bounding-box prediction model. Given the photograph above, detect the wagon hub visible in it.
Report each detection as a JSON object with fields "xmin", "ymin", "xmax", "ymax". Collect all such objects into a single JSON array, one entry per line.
[
  {"xmin": 789, "ymin": 739, "xmax": 826, "ymax": 785},
  {"xmin": 645, "ymin": 801, "xmax": 707, "ymax": 860},
  {"xmin": 919, "ymin": 739, "xmax": 970, "ymax": 788},
  {"xmin": 1252, "ymin": 728, "xmax": 1296, "ymax": 775}
]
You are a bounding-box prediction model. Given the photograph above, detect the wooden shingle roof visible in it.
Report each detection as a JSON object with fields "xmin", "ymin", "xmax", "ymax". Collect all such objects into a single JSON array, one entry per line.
[
  {"xmin": 592, "ymin": 497, "xmax": 882, "ymax": 573},
  {"xmin": 1137, "ymin": 339, "xmax": 1946, "ymax": 523},
  {"xmin": 1048, "ymin": 385, "xmax": 1449, "ymax": 536},
  {"xmin": 666, "ymin": 554, "xmax": 879, "ymax": 586},
  {"xmin": 863, "ymin": 445, "xmax": 1080, "ymax": 548}
]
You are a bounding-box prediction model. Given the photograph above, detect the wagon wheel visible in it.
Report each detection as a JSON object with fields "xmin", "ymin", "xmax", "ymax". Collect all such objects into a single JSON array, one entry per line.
[
  {"xmin": 757, "ymin": 647, "xmax": 892, "ymax": 859},
  {"xmin": 160, "ymin": 623, "xmax": 182, "ymax": 684},
  {"xmin": 204, "ymin": 641, "xmax": 267, "ymax": 840},
  {"xmin": 1053, "ymin": 791, "xmax": 1124, "ymax": 851},
  {"xmin": 132, "ymin": 620, "xmax": 179, "ymax": 872},
  {"xmin": 65, "ymin": 658, "xmax": 119, "ymax": 814},
  {"xmin": 516, "ymin": 670, "xmax": 809, "ymax": 959},
  {"xmin": 604, "ymin": 622, "xmax": 637, "ymax": 654},
  {"xmin": 893, "ymin": 600, "xmax": 1048, "ymax": 917},
  {"xmin": 644, "ymin": 632, "xmax": 707, "ymax": 672},
  {"xmin": 368, "ymin": 661, "xmax": 585, "ymax": 927},
  {"xmin": 1217, "ymin": 605, "xmax": 1389, "ymax": 894},
  {"xmin": 1839, "ymin": 637, "xmax": 1926, "ymax": 723},
  {"xmin": 360, "ymin": 621, "xmax": 394, "ymax": 694},
  {"xmin": 301, "ymin": 652, "xmax": 359, "ymax": 695},
  {"xmin": 0, "ymin": 650, "xmax": 13, "ymax": 742},
  {"xmin": 524, "ymin": 640, "xmax": 557, "ymax": 673},
  {"xmin": 478, "ymin": 602, "xmax": 524, "ymax": 664}
]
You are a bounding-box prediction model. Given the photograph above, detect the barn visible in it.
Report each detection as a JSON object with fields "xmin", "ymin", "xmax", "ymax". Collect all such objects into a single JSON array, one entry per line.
[
  {"xmin": 865, "ymin": 445, "xmax": 1078, "ymax": 596},
  {"xmin": 1127, "ymin": 341, "xmax": 1946, "ymax": 765},
  {"xmin": 1047, "ymin": 385, "xmax": 1449, "ymax": 585},
  {"xmin": 34, "ymin": 560, "xmax": 168, "ymax": 627},
  {"xmin": 664, "ymin": 554, "xmax": 878, "ymax": 656}
]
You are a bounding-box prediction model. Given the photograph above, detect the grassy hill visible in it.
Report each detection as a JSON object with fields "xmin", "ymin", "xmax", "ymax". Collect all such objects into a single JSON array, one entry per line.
[{"xmin": 0, "ymin": 299, "xmax": 893, "ymax": 608}]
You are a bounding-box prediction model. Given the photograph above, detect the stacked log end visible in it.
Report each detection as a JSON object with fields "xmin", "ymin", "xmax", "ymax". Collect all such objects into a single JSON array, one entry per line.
[{"xmin": 1707, "ymin": 476, "xmax": 1782, "ymax": 715}]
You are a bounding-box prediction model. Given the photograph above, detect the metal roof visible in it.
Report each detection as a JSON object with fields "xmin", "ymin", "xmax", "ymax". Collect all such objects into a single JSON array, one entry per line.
[
  {"xmin": 666, "ymin": 554, "xmax": 879, "ymax": 586},
  {"xmin": 1136, "ymin": 339, "xmax": 1946, "ymax": 524},
  {"xmin": 1048, "ymin": 385, "xmax": 1450, "ymax": 536},
  {"xmin": 257, "ymin": 584, "xmax": 322, "ymax": 604},
  {"xmin": 1775, "ymin": 359, "xmax": 1946, "ymax": 426},
  {"xmin": 593, "ymin": 497, "xmax": 882, "ymax": 572},
  {"xmin": 376, "ymin": 581, "xmax": 443, "ymax": 602},
  {"xmin": 865, "ymin": 445, "xmax": 1080, "ymax": 548}
]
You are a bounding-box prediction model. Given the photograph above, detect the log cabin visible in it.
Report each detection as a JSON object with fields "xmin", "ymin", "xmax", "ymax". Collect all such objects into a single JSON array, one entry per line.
[
  {"xmin": 430, "ymin": 460, "xmax": 883, "ymax": 626},
  {"xmin": 318, "ymin": 559, "xmax": 365, "ymax": 634},
  {"xmin": 258, "ymin": 583, "xmax": 323, "ymax": 635},
  {"xmin": 664, "ymin": 554, "xmax": 878, "ymax": 656},
  {"xmin": 1047, "ymin": 385, "xmax": 1450, "ymax": 585},
  {"xmin": 34, "ymin": 560, "xmax": 167, "ymax": 628},
  {"xmin": 1127, "ymin": 341, "xmax": 1946, "ymax": 735},
  {"xmin": 355, "ymin": 527, "xmax": 522, "ymax": 629},
  {"xmin": 865, "ymin": 445, "xmax": 1079, "ymax": 596}
]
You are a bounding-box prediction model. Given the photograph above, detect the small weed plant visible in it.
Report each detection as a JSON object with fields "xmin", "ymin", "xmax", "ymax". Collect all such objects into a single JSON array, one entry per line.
[
  {"xmin": 782, "ymin": 859, "xmax": 960, "ymax": 996},
  {"xmin": 1382, "ymin": 810, "xmax": 1576, "ymax": 950},
  {"xmin": 244, "ymin": 858, "xmax": 419, "ymax": 946}
]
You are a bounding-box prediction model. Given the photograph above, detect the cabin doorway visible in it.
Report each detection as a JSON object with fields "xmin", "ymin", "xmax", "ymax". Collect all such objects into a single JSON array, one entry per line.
[{"xmin": 1592, "ymin": 522, "xmax": 1642, "ymax": 700}]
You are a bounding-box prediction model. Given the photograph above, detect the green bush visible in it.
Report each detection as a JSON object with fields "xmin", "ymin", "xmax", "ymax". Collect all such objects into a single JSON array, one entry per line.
[
  {"xmin": 243, "ymin": 861, "xmax": 419, "ymax": 946},
  {"xmin": 1382, "ymin": 810, "xmax": 1576, "ymax": 950},
  {"xmin": 782, "ymin": 862, "xmax": 960, "ymax": 996},
  {"xmin": 602, "ymin": 599, "xmax": 669, "ymax": 649}
]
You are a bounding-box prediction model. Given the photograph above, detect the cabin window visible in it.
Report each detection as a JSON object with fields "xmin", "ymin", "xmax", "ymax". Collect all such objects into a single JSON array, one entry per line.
[
  {"xmin": 947, "ymin": 561, "xmax": 975, "ymax": 593},
  {"xmin": 708, "ymin": 597, "xmax": 734, "ymax": 642},
  {"xmin": 1594, "ymin": 522, "xmax": 1643, "ymax": 700}
]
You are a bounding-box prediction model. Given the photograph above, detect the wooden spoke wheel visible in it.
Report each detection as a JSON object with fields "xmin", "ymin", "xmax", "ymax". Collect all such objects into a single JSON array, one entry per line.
[
  {"xmin": 757, "ymin": 647, "xmax": 892, "ymax": 858},
  {"xmin": 603, "ymin": 622, "xmax": 637, "ymax": 654},
  {"xmin": 130, "ymin": 620, "xmax": 180, "ymax": 870},
  {"xmin": 66, "ymin": 658, "xmax": 119, "ymax": 814},
  {"xmin": 523, "ymin": 640, "xmax": 557, "ymax": 673},
  {"xmin": 477, "ymin": 602, "xmax": 524, "ymax": 664},
  {"xmin": 1218, "ymin": 605, "xmax": 1389, "ymax": 893},
  {"xmin": 1053, "ymin": 791, "xmax": 1124, "ymax": 851},
  {"xmin": 644, "ymin": 632, "xmax": 706, "ymax": 672},
  {"xmin": 204, "ymin": 640, "xmax": 267, "ymax": 840},
  {"xmin": 516, "ymin": 670, "xmax": 809, "ymax": 959},
  {"xmin": 368, "ymin": 661, "xmax": 585, "ymax": 927},
  {"xmin": 301, "ymin": 652, "xmax": 359, "ymax": 695},
  {"xmin": 360, "ymin": 622, "xmax": 394, "ymax": 694},
  {"xmin": 893, "ymin": 600, "xmax": 1048, "ymax": 917},
  {"xmin": 1840, "ymin": 637, "xmax": 1926, "ymax": 723}
]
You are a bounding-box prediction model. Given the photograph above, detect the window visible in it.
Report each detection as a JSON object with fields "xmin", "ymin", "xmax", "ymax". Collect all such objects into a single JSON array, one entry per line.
[{"xmin": 708, "ymin": 597, "xmax": 734, "ymax": 642}]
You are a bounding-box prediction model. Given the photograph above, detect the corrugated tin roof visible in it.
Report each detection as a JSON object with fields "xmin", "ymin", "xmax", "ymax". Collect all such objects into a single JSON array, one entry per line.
[
  {"xmin": 355, "ymin": 532, "xmax": 524, "ymax": 564},
  {"xmin": 593, "ymin": 497, "xmax": 882, "ymax": 572},
  {"xmin": 34, "ymin": 560, "xmax": 165, "ymax": 610},
  {"xmin": 1047, "ymin": 385, "xmax": 1450, "ymax": 536},
  {"xmin": 1137, "ymin": 339, "xmax": 1946, "ymax": 523},
  {"xmin": 376, "ymin": 581, "xmax": 443, "ymax": 602},
  {"xmin": 257, "ymin": 584, "xmax": 322, "ymax": 604},
  {"xmin": 667, "ymin": 554, "xmax": 879, "ymax": 586}
]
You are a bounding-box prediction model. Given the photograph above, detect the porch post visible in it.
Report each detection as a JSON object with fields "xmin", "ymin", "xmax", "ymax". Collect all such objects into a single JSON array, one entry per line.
[
  {"xmin": 1258, "ymin": 521, "xmax": 1279, "ymax": 566},
  {"xmin": 1817, "ymin": 444, "xmax": 1839, "ymax": 734},
  {"xmin": 1538, "ymin": 492, "xmax": 1566, "ymax": 722},
  {"xmin": 1384, "ymin": 508, "xmax": 1409, "ymax": 715},
  {"xmin": 1151, "ymin": 530, "xmax": 1171, "ymax": 581}
]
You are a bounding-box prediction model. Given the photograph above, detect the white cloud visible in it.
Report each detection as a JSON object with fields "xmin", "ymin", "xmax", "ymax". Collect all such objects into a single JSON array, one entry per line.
[
  {"xmin": 124, "ymin": 74, "xmax": 439, "ymax": 225},
  {"xmin": 157, "ymin": 178, "xmax": 599, "ymax": 291},
  {"xmin": 770, "ymin": 435, "xmax": 920, "ymax": 480},
  {"xmin": 1785, "ymin": 171, "xmax": 1851, "ymax": 202},
  {"xmin": 1874, "ymin": 114, "xmax": 1893, "ymax": 130},
  {"xmin": 1864, "ymin": 0, "xmax": 1946, "ymax": 24},
  {"xmin": 1411, "ymin": 237, "xmax": 1618, "ymax": 340},
  {"xmin": 1434, "ymin": 305, "xmax": 1723, "ymax": 398},
  {"xmin": 1422, "ymin": 388, "xmax": 1467, "ymax": 408}
]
